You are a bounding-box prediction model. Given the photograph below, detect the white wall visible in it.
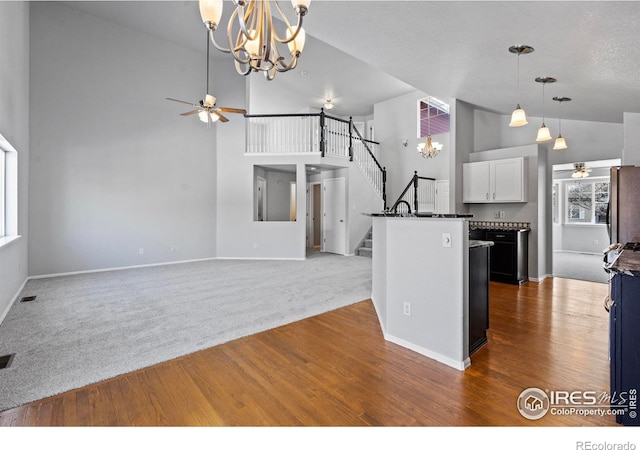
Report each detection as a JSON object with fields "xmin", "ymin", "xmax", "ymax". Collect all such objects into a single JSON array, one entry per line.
[
  {"xmin": 623, "ymin": 112, "xmax": 640, "ymax": 166},
  {"xmin": 0, "ymin": 2, "xmax": 29, "ymax": 320},
  {"xmin": 28, "ymin": 3, "xmax": 218, "ymax": 276}
]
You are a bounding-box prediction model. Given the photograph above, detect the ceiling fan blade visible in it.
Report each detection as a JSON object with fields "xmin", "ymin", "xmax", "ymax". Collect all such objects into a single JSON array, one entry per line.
[
  {"xmin": 166, "ymin": 97, "xmax": 199, "ymax": 107},
  {"xmin": 180, "ymin": 110, "xmax": 200, "ymax": 116},
  {"xmin": 217, "ymin": 107, "xmax": 247, "ymax": 114},
  {"xmin": 216, "ymin": 112, "xmax": 229, "ymax": 123}
]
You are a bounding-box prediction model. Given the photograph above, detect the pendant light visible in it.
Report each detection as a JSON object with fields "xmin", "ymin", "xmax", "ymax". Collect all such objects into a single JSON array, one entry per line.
[
  {"xmin": 552, "ymin": 96, "xmax": 571, "ymax": 150},
  {"xmin": 508, "ymin": 45, "xmax": 534, "ymax": 127},
  {"xmin": 534, "ymin": 76, "xmax": 556, "ymax": 142}
]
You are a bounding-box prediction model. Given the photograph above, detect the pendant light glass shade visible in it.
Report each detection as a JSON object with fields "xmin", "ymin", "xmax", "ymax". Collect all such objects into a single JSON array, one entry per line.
[
  {"xmin": 534, "ymin": 76, "xmax": 556, "ymax": 142},
  {"xmin": 507, "ymin": 45, "xmax": 534, "ymax": 128},
  {"xmin": 509, "ymin": 105, "xmax": 528, "ymax": 127},
  {"xmin": 552, "ymin": 96, "xmax": 571, "ymax": 151},
  {"xmin": 553, "ymin": 135, "xmax": 567, "ymax": 150},
  {"xmin": 536, "ymin": 123, "xmax": 552, "ymax": 142}
]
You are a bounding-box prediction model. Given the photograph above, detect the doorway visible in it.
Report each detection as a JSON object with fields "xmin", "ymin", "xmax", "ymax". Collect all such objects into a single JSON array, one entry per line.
[
  {"xmin": 551, "ymin": 158, "xmax": 619, "ymax": 283},
  {"xmin": 308, "ymin": 182, "xmax": 322, "ymax": 249}
]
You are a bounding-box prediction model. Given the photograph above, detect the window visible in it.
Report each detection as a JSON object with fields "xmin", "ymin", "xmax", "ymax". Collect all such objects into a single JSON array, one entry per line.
[
  {"xmin": 0, "ymin": 132, "xmax": 18, "ymax": 244},
  {"xmin": 565, "ymin": 179, "xmax": 609, "ymax": 225},
  {"xmin": 0, "ymin": 148, "xmax": 5, "ymax": 237},
  {"xmin": 417, "ymin": 96, "xmax": 450, "ymax": 138}
]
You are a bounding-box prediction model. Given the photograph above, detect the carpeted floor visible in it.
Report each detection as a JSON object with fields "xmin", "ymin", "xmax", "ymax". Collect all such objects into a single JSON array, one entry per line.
[
  {"xmin": 0, "ymin": 253, "xmax": 372, "ymax": 412},
  {"xmin": 552, "ymin": 251, "xmax": 609, "ymax": 284}
]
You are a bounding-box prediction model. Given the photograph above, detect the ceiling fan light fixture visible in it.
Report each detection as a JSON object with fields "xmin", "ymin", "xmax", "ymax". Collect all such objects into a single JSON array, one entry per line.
[
  {"xmin": 324, "ymin": 99, "xmax": 334, "ymax": 110},
  {"xmin": 198, "ymin": 110, "xmax": 220, "ymax": 123}
]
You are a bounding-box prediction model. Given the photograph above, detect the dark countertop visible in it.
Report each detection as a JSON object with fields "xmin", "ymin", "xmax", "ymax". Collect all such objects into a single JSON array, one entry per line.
[
  {"xmin": 609, "ymin": 246, "xmax": 640, "ymax": 276},
  {"xmin": 470, "ymin": 240, "xmax": 494, "ymax": 249},
  {"xmin": 369, "ymin": 212, "xmax": 473, "ymax": 218}
]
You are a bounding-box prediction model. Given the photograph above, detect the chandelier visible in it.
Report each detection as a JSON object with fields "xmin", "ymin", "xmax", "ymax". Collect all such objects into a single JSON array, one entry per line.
[
  {"xmin": 199, "ymin": 0, "xmax": 311, "ymax": 80},
  {"xmin": 417, "ymin": 96, "xmax": 444, "ymax": 159}
]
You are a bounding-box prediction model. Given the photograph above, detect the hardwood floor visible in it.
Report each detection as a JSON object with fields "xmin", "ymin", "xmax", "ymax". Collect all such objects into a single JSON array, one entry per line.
[{"xmin": 0, "ymin": 277, "xmax": 618, "ymax": 427}]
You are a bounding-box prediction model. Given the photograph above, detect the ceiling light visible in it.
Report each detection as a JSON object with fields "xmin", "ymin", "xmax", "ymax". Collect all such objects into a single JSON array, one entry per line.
[
  {"xmin": 552, "ymin": 96, "xmax": 571, "ymax": 150},
  {"xmin": 323, "ymin": 99, "xmax": 335, "ymax": 110},
  {"xmin": 508, "ymin": 45, "xmax": 534, "ymax": 127},
  {"xmin": 417, "ymin": 96, "xmax": 443, "ymax": 159},
  {"xmin": 535, "ymin": 76, "xmax": 556, "ymax": 142},
  {"xmin": 199, "ymin": 0, "xmax": 311, "ymax": 81},
  {"xmin": 572, "ymin": 162, "xmax": 590, "ymax": 178}
]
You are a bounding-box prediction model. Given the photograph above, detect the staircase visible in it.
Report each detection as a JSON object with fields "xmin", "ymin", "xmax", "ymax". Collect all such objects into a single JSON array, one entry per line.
[{"xmin": 356, "ymin": 228, "xmax": 373, "ymax": 258}]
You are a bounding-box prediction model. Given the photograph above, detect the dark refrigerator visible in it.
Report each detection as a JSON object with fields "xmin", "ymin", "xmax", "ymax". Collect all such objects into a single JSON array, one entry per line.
[
  {"xmin": 608, "ymin": 165, "xmax": 640, "ymax": 244},
  {"xmin": 605, "ymin": 166, "xmax": 640, "ymax": 425}
]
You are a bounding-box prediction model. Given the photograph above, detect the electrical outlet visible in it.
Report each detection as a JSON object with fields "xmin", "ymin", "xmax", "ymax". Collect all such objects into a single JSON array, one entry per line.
[
  {"xmin": 139, "ymin": 248, "xmax": 144, "ymax": 255},
  {"xmin": 403, "ymin": 302, "xmax": 411, "ymax": 316},
  {"xmin": 500, "ymin": 211, "xmax": 505, "ymax": 218},
  {"xmin": 494, "ymin": 211, "xmax": 500, "ymax": 219}
]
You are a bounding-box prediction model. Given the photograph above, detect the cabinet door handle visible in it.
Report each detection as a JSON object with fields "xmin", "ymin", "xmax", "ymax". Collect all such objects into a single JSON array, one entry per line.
[
  {"xmin": 486, "ymin": 193, "xmax": 489, "ymax": 200},
  {"xmin": 493, "ymin": 192, "xmax": 496, "ymax": 200}
]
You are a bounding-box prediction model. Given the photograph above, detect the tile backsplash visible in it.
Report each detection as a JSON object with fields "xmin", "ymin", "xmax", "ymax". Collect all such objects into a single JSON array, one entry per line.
[{"xmin": 469, "ymin": 221, "xmax": 531, "ymax": 231}]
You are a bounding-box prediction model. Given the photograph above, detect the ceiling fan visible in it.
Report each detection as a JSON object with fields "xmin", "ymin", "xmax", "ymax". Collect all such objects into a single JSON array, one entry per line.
[
  {"xmin": 167, "ymin": 30, "xmax": 246, "ymax": 124},
  {"xmin": 166, "ymin": 94, "xmax": 245, "ymax": 124}
]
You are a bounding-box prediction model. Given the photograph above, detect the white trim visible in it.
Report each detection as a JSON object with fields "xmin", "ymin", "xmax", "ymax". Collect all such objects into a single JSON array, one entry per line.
[
  {"xmin": 216, "ymin": 256, "xmax": 305, "ymax": 261},
  {"xmin": 529, "ymin": 274, "xmax": 550, "ymax": 282},
  {"xmin": 27, "ymin": 257, "xmax": 218, "ymax": 280},
  {"xmin": 553, "ymin": 250, "xmax": 601, "ymax": 256},
  {"xmin": 0, "ymin": 276, "xmax": 29, "ymax": 326},
  {"xmin": 383, "ymin": 333, "xmax": 470, "ymax": 371},
  {"xmin": 244, "ymin": 152, "xmax": 322, "ymax": 157}
]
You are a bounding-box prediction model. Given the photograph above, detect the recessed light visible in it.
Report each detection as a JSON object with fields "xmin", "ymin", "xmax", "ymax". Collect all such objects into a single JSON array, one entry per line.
[{"xmin": 300, "ymin": 70, "xmax": 309, "ymax": 76}]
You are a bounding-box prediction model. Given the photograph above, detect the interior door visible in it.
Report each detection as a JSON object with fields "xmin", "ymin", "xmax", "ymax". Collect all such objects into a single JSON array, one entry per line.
[{"xmin": 323, "ymin": 177, "xmax": 346, "ymax": 255}]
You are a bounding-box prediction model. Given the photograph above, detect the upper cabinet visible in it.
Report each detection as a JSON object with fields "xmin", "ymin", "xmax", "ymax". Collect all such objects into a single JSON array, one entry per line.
[{"xmin": 463, "ymin": 157, "xmax": 527, "ymax": 203}]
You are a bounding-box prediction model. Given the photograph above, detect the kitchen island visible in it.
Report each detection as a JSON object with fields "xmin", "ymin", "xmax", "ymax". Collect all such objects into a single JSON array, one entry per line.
[{"xmin": 371, "ymin": 214, "xmax": 491, "ymax": 370}]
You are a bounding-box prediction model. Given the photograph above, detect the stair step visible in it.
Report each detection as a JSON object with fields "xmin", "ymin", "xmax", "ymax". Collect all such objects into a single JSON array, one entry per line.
[
  {"xmin": 358, "ymin": 247, "xmax": 372, "ymax": 257},
  {"xmin": 364, "ymin": 239, "xmax": 373, "ymax": 248}
]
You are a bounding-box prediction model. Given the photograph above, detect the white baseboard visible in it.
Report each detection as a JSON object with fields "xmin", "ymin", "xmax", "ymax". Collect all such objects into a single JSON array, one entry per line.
[
  {"xmin": 383, "ymin": 333, "xmax": 470, "ymax": 371},
  {"xmin": 216, "ymin": 256, "xmax": 305, "ymax": 261},
  {"xmin": 0, "ymin": 277, "xmax": 29, "ymax": 326},
  {"xmin": 529, "ymin": 274, "xmax": 551, "ymax": 282},
  {"xmin": 27, "ymin": 257, "xmax": 219, "ymax": 280}
]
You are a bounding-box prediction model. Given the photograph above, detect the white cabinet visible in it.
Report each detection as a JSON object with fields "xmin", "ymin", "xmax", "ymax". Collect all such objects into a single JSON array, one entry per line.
[{"xmin": 463, "ymin": 157, "xmax": 527, "ymax": 203}]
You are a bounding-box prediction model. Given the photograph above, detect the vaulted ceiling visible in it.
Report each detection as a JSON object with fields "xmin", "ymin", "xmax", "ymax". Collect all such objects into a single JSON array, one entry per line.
[{"xmin": 59, "ymin": 1, "xmax": 640, "ymax": 123}]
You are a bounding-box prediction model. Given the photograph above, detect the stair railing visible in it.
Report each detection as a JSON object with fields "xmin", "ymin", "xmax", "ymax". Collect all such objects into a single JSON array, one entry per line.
[{"xmin": 389, "ymin": 171, "xmax": 436, "ymax": 214}]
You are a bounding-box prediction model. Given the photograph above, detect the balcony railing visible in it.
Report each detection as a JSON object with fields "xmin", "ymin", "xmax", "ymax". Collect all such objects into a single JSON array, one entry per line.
[{"xmin": 245, "ymin": 111, "xmax": 386, "ymax": 208}]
